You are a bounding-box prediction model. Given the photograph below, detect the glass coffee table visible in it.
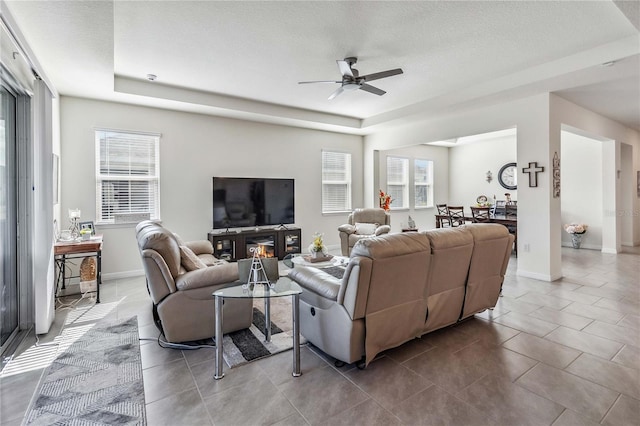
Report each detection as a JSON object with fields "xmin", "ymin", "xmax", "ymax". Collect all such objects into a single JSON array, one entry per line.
[{"xmin": 213, "ymin": 277, "xmax": 303, "ymax": 379}]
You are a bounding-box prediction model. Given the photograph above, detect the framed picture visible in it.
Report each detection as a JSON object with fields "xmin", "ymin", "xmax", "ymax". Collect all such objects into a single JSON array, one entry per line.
[{"xmin": 79, "ymin": 221, "xmax": 95, "ymax": 235}]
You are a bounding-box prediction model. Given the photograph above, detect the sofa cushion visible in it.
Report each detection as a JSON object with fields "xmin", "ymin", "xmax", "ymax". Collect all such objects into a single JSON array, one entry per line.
[
  {"xmin": 186, "ymin": 240, "xmax": 214, "ymax": 255},
  {"xmin": 351, "ymin": 232, "xmax": 430, "ymax": 259},
  {"xmin": 354, "ymin": 222, "xmax": 378, "ymax": 235},
  {"xmin": 138, "ymin": 225, "xmax": 181, "ymax": 278},
  {"xmin": 180, "ymin": 245, "xmax": 207, "ymax": 271}
]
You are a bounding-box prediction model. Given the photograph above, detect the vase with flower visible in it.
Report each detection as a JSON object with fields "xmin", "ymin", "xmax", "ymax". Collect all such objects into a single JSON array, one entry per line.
[
  {"xmin": 564, "ymin": 223, "xmax": 588, "ymax": 249},
  {"xmin": 308, "ymin": 232, "xmax": 327, "ymax": 258},
  {"xmin": 379, "ymin": 190, "xmax": 393, "ymax": 211}
]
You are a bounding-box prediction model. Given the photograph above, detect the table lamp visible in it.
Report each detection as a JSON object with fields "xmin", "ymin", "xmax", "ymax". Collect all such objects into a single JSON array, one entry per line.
[{"xmin": 69, "ymin": 208, "xmax": 81, "ymax": 238}]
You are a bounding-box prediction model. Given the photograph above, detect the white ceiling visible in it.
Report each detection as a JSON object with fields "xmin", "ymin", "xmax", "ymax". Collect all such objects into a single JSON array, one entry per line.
[{"xmin": 4, "ymin": 0, "xmax": 639, "ymax": 134}]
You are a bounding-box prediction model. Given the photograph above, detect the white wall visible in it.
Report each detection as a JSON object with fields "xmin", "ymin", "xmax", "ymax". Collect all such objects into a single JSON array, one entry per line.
[
  {"xmin": 551, "ymin": 94, "xmax": 640, "ymax": 249},
  {"xmin": 560, "ymin": 131, "xmax": 603, "ymax": 249},
  {"xmin": 365, "ymin": 93, "xmax": 640, "ymax": 280},
  {"xmin": 365, "ymin": 94, "xmax": 562, "ymax": 280},
  {"xmin": 60, "ymin": 97, "xmax": 363, "ymax": 278},
  {"xmin": 448, "ymin": 136, "xmax": 517, "ymax": 206},
  {"xmin": 377, "ymin": 144, "xmax": 449, "ymax": 232}
]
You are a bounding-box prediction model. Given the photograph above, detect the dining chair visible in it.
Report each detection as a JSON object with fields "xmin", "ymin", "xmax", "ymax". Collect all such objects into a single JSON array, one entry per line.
[
  {"xmin": 470, "ymin": 206, "xmax": 491, "ymax": 223},
  {"xmin": 505, "ymin": 204, "xmax": 518, "ymax": 256},
  {"xmin": 436, "ymin": 203, "xmax": 451, "ymax": 227},
  {"xmin": 492, "ymin": 200, "xmax": 506, "ymax": 216},
  {"xmin": 446, "ymin": 206, "xmax": 466, "ymax": 227}
]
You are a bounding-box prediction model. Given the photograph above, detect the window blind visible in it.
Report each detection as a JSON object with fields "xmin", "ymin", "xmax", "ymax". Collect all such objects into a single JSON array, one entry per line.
[
  {"xmin": 415, "ymin": 159, "xmax": 434, "ymax": 208},
  {"xmin": 322, "ymin": 151, "xmax": 351, "ymax": 213},
  {"xmin": 95, "ymin": 130, "xmax": 160, "ymax": 224},
  {"xmin": 386, "ymin": 156, "xmax": 408, "ymax": 208}
]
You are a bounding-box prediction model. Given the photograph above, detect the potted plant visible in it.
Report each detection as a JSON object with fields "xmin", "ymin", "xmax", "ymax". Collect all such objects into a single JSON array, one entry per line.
[
  {"xmin": 308, "ymin": 232, "xmax": 327, "ymax": 258},
  {"xmin": 564, "ymin": 223, "xmax": 588, "ymax": 248},
  {"xmin": 80, "ymin": 228, "xmax": 92, "ymax": 241},
  {"xmin": 379, "ymin": 189, "xmax": 393, "ymax": 211}
]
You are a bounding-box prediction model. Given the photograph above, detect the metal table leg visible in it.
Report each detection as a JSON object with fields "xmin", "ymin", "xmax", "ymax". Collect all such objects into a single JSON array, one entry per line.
[
  {"xmin": 214, "ymin": 294, "xmax": 224, "ymax": 379},
  {"xmin": 292, "ymin": 293, "xmax": 301, "ymax": 377},
  {"xmin": 96, "ymin": 250, "xmax": 101, "ymax": 303},
  {"xmin": 264, "ymin": 297, "xmax": 271, "ymax": 342}
]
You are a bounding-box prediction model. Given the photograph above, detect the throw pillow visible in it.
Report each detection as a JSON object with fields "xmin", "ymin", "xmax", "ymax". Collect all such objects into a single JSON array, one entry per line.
[
  {"xmin": 179, "ymin": 245, "xmax": 207, "ymax": 271},
  {"xmin": 354, "ymin": 222, "xmax": 378, "ymax": 235}
]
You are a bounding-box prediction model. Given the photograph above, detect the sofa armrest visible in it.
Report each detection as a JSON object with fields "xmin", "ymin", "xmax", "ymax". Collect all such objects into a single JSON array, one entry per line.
[
  {"xmin": 185, "ymin": 240, "xmax": 214, "ymax": 256},
  {"xmin": 338, "ymin": 224, "xmax": 356, "ymax": 234},
  {"xmin": 175, "ymin": 263, "xmax": 239, "ymax": 291},
  {"xmin": 375, "ymin": 225, "xmax": 391, "ymax": 236},
  {"xmin": 288, "ymin": 267, "xmax": 340, "ymax": 301}
]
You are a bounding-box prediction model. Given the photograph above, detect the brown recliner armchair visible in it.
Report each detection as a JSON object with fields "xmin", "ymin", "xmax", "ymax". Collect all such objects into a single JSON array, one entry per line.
[
  {"xmin": 338, "ymin": 208, "xmax": 391, "ymax": 256},
  {"xmin": 135, "ymin": 221, "xmax": 252, "ymax": 343}
]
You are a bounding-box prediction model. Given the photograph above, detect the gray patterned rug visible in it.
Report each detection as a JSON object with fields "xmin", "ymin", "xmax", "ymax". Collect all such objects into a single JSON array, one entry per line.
[
  {"xmin": 24, "ymin": 316, "xmax": 146, "ymax": 425},
  {"xmin": 223, "ymin": 307, "xmax": 302, "ymax": 368}
]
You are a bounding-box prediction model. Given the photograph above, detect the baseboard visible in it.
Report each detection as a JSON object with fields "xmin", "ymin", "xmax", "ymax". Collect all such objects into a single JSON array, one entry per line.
[
  {"xmin": 601, "ymin": 248, "xmax": 619, "ymax": 254},
  {"xmin": 561, "ymin": 242, "xmax": 601, "ymax": 250},
  {"xmin": 102, "ymin": 269, "xmax": 144, "ymax": 281},
  {"xmin": 516, "ymin": 269, "xmax": 562, "ymax": 282}
]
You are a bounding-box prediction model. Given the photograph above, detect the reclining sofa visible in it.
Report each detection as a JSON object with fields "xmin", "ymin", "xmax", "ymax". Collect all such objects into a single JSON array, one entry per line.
[
  {"xmin": 288, "ymin": 223, "xmax": 513, "ymax": 366},
  {"xmin": 135, "ymin": 220, "xmax": 253, "ymax": 343}
]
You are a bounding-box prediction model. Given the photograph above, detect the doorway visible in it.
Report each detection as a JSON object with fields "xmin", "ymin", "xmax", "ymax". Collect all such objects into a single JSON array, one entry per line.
[{"xmin": 0, "ymin": 84, "xmax": 19, "ymax": 353}]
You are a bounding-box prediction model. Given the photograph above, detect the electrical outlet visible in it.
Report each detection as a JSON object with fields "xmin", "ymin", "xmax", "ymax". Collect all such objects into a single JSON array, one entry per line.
[{"xmin": 524, "ymin": 243, "xmax": 530, "ymax": 252}]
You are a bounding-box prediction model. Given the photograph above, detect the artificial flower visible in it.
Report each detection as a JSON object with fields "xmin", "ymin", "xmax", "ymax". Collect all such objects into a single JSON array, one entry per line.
[{"xmin": 564, "ymin": 223, "xmax": 588, "ymax": 234}]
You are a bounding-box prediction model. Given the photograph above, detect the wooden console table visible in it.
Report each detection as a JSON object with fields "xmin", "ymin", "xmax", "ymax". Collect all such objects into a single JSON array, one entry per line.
[
  {"xmin": 208, "ymin": 227, "xmax": 301, "ymax": 262},
  {"xmin": 54, "ymin": 236, "xmax": 103, "ymax": 303}
]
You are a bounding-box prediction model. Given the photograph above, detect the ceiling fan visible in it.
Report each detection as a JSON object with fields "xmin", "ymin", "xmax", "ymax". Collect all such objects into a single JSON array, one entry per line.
[{"xmin": 298, "ymin": 57, "xmax": 403, "ymax": 100}]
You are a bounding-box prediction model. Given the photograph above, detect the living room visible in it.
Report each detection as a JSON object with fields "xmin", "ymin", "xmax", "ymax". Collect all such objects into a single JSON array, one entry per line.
[{"xmin": 1, "ymin": 1, "xmax": 640, "ymax": 424}]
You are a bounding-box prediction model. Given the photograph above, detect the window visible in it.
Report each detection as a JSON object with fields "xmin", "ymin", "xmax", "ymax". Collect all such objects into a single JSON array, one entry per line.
[
  {"xmin": 414, "ymin": 159, "xmax": 434, "ymax": 208},
  {"xmin": 321, "ymin": 151, "xmax": 351, "ymax": 213},
  {"xmin": 386, "ymin": 156, "xmax": 409, "ymax": 209},
  {"xmin": 95, "ymin": 129, "xmax": 160, "ymax": 224}
]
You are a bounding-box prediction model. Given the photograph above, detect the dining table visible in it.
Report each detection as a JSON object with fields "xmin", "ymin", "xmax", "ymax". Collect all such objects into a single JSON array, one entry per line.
[{"xmin": 434, "ymin": 213, "xmax": 517, "ymax": 229}]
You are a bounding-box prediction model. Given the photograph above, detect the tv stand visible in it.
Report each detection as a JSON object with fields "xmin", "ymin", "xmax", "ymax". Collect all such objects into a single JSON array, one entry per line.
[{"xmin": 208, "ymin": 227, "xmax": 301, "ymax": 262}]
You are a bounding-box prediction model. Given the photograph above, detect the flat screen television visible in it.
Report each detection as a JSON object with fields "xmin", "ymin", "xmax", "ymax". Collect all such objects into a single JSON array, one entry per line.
[{"xmin": 212, "ymin": 177, "xmax": 295, "ymax": 229}]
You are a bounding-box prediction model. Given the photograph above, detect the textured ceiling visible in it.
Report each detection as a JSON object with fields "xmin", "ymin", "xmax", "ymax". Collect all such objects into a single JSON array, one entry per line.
[{"xmin": 4, "ymin": 0, "xmax": 639, "ymax": 132}]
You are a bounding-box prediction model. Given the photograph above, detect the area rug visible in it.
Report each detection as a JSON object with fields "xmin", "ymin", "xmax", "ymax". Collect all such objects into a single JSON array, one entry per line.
[
  {"xmin": 24, "ymin": 316, "xmax": 146, "ymax": 425},
  {"xmin": 223, "ymin": 307, "xmax": 305, "ymax": 368}
]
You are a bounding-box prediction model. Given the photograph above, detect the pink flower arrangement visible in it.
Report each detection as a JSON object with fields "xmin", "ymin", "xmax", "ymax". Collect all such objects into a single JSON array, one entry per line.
[{"xmin": 564, "ymin": 223, "xmax": 588, "ymax": 234}]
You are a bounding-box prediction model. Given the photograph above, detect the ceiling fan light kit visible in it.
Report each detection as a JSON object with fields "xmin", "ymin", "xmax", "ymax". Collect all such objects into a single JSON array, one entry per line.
[{"xmin": 299, "ymin": 57, "xmax": 403, "ymax": 100}]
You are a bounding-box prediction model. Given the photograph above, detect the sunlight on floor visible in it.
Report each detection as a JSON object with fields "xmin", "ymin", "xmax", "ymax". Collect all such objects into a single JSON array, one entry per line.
[{"xmin": 0, "ymin": 298, "xmax": 124, "ymax": 378}]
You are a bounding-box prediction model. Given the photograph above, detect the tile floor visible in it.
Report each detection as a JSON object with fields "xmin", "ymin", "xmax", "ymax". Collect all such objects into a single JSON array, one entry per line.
[{"xmin": 1, "ymin": 246, "xmax": 639, "ymax": 425}]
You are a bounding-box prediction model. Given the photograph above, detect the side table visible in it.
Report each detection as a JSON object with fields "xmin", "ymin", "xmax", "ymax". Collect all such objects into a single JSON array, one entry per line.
[
  {"xmin": 54, "ymin": 236, "xmax": 103, "ymax": 303},
  {"xmin": 213, "ymin": 277, "xmax": 302, "ymax": 379}
]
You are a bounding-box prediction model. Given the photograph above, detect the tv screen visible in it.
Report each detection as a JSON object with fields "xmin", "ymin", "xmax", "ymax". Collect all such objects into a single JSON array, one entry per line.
[{"xmin": 212, "ymin": 177, "xmax": 295, "ymax": 229}]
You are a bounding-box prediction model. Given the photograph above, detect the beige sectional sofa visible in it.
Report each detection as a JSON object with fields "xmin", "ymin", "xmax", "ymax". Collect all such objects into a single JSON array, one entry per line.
[{"xmin": 288, "ymin": 223, "xmax": 514, "ymax": 366}]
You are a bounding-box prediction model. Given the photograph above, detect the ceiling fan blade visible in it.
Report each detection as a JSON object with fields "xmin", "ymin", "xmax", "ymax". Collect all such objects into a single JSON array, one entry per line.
[
  {"xmin": 361, "ymin": 68, "xmax": 403, "ymax": 82},
  {"xmin": 336, "ymin": 60, "xmax": 354, "ymax": 78},
  {"xmin": 328, "ymin": 86, "xmax": 345, "ymax": 100},
  {"xmin": 359, "ymin": 84, "xmax": 386, "ymax": 96},
  {"xmin": 298, "ymin": 80, "xmax": 341, "ymax": 84}
]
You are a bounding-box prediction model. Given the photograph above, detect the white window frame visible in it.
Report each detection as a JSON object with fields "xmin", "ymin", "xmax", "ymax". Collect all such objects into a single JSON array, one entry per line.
[
  {"xmin": 414, "ymin": 158, "xmax": 434, "ymax": 209},
  {"xmin": 386, "ymin": 156, "xmax": 409, "ymax": 209},
  {"xmin": 95, "ymin": 129, "xmax": 161, "ymax": 224},
  {"xmin": 321, "ymin": 150, "xmax": 352, "ymax": 213}
]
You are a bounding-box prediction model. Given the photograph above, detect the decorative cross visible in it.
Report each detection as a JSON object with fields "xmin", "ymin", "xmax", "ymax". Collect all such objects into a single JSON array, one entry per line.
[{"xmin": 522, "ymin": 162, "xmax": 545, "ymax": 187}]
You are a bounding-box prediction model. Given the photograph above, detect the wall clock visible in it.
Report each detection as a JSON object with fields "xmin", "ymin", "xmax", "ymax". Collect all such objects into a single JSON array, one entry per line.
[{"xmin": 498, "ymin": 162, "xmax": 517, "ymax": 190}]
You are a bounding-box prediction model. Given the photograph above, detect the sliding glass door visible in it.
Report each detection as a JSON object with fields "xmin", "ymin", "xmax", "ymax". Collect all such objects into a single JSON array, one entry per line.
[{"xmin": 0, "ymin": 84, "xmax": 18, "ymax": 351}]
